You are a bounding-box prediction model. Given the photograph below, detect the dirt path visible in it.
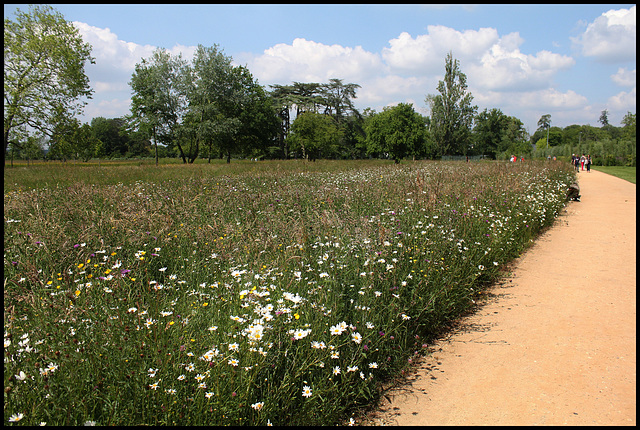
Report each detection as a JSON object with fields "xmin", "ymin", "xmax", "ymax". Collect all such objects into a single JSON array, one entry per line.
[{"xmin": 361, "ymin": 169, "xmax": 636, "ymax": 426}]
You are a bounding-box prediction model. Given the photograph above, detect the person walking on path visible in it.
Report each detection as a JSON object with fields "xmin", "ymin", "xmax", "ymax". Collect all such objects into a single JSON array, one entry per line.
[
  {"xmin": 363, "ymin": 170, "xmax": 636, "ymax": 426},
  {"xmin": 580, "ymin": 154, "xmax": 586, "ymax": 171},
  {"xmin": 586, "ymin": 155, "xmax": 592, "ymax": 172}
]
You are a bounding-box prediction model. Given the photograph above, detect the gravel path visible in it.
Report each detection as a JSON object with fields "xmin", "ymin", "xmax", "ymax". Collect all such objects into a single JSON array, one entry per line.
[{"xmin": 361, "ymin": 169, "xmax": 636, "ymax": 426}]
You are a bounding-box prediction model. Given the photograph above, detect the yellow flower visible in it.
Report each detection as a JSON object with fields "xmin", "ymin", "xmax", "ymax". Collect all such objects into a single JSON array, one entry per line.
[
  {"xmin": 75, "ymin": 290, "xmax": 81, "ymax": 296},
  {"xmin": 47, "ymin": 281, "xmax": 53, "ymax": 285},
  {"xmin": 294, "ymin": 313, "xmax": 300, "ymax": 320},
  {"xmin": 202, "ymin": 303, "xmax": 208, "ymax": 307},
  {"xmin": 77, "ymin": 263, "xmax": 84, "ymax": 269}
]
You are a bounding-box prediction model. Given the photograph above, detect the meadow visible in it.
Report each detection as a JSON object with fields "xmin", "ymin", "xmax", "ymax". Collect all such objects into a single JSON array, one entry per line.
[{"xmin": 4, "ymin": 159, "xmax": 575, "ymax": 425}]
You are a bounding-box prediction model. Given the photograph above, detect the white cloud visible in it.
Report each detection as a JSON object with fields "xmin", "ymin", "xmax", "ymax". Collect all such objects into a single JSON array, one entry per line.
[
  {"xmin": 74, "ymin": 22, "xmax": 157, "ymax": 74},
  {"xmin": 381, "ymin": 26, "xmax": 499, "ymax": 74},
  {"xmin": 470, "ymin": 46, "xmax": 574, "ymax": 92},
  {"xmin": 247, "ymin": 38, "xmax": 383, "ymax": 84},
  {"xmin": 381, "ymin": 27, "xmax": 574, "ymax": 93},
  {"xmin": 611, "ymin": 67, "xmax": 636, "ymax": 87},
  {"xmin": 571, "ymin": 5, "xmax": 636, "ymax": 63},
  {"xmin": 357, "ymin": 75, "xmax": 431, "ymax": 108},
  {"xmin": 83, "ymin": 98, "xmax": 132, "ymax": 120},
  {"xmin": 72, "ymin": 21, "xmax": 197, "ymax": 120},
  {"xmin": 607, "ymin": 87, "xmax": 636, "ymax": 111}
]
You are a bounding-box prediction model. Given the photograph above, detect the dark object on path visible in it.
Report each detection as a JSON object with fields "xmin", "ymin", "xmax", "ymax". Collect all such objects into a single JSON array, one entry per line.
[{"xmin": 567, "ymin": 183, "xmax": 581, "ymax": 201}]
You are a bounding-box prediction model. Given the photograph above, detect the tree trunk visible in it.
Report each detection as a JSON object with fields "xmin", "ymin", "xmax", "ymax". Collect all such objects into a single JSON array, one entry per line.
[{"xmin": 153, "ymin": 128, "xmax": 159, "ymax": 166}]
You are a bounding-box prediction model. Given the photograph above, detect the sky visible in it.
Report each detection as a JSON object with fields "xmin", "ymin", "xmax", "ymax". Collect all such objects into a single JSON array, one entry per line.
[{"xmin": 4, "ymin": 4, "xmax": 637, "ymax": 135}]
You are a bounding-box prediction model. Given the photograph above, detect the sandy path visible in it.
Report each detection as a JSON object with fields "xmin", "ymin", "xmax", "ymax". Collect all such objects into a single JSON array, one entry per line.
[{"xmin": 361, "ymin": 169, "xmax": 636, "ymax": 426}]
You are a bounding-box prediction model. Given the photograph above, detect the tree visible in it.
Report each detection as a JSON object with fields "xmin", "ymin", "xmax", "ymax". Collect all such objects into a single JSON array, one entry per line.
[
  {"xmin": 269, "ymin": 84, "xmax": 296, "ymax": 158},
  {"xmin": 288, "ymin": 112, "xmax": 342, "ymax": 161},
  {"xmin": 4, "ymin": 4, "xmax": 94, "ymax": 165},
  {"xmin": 91, "ymin": 117, "xmax": 129, "ymax": 157},
  {"xmin": 365, "ymin": 103, "xmax": 431, "ymax": 163},
  {"xmin": 537, "ymin": 114, "xmax": 552, "ymax": 130},
  {"xmin": 130, "ymin": 48, "xmax": 189, "ymax": 164},
  {"xmin": 599, "ymin": 109, "xmax": 610, "ymax": 127},
  {"xmin": 426, "ymin": 52, "xmax": 477, "ymax": 156},
  {"xmin": 473, "ymin": 108, "xmax": 509, "ymax": 158},
  {"xmin": 537, "ymin": 114, "xmax": 552, "ymax": 148},
  {"xmin": 320, "ymin": 78, "xmax": 361, "ymax": 123},
  {"xmin": 180, "ymin": 45, "xmax": 279, "ymax": 163},
  {"xmin": 620, "ymin": 111, "xmax": 636, "ymax": 141}
]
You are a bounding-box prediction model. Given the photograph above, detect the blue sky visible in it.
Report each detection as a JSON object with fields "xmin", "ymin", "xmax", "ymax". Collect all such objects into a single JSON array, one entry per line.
[{"xmin": 4, "ymin": 4, "xmax": 636, "ymax": 135}]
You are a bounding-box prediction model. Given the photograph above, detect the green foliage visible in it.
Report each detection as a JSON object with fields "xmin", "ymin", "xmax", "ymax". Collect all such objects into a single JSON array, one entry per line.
[
  {"xmin": 473, "ymin": 108, "xmax": 527, "ymax": 158},
  {"xmin": 4, "ymin": 4, "xmax": 94, "ymax": 164},
  {"xmin": 365, "ymin": 103, "xmax": 432, "ymax": 162},
  {"xmin": 129, "ymin": 48, "xmax": 189, "ymax": 164},
  {"xmin": 288, "ymin": 112, "xmax": 342, "ymax": 160},
  {"xmin": 426, "ymin": 52, "xmax": 478, "ymax": 156}
]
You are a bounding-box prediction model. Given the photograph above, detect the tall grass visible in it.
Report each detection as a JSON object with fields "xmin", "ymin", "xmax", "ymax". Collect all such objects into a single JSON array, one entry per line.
[{"xmin": 4, "ymin": 160, "xmax": 574, "ymax": 425}]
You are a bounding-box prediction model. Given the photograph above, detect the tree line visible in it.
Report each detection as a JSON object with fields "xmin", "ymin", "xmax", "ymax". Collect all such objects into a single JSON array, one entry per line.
[{"xmin": 5, "ymin": 5, "xmax": 636, "ymax": 167}]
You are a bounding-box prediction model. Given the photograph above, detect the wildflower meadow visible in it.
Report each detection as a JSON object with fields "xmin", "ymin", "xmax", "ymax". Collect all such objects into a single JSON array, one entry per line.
[{"xmin": 4, "ymin": 159, "xmax": 575, "ymax": 425}]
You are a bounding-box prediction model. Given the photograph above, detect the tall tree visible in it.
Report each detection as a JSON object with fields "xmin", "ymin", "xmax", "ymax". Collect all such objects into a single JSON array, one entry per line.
[
  {"xmin": 4, "ymin": 4, "xmax": 94, "ymax": 165},
  {"xmin": 426, "ymin": 52, "xmax": 477, "ymax": 156},
  {"xmin": 129, "ymin": 48, "xmax": 189, "ymax": 164},
  {"xmin": 269, "ymin": 84, "xmax": 296, "ymax": 158},
  {"xmin": 320, "ymin": 78, "xmax": 361, "ymax": 123},
  {"xmin": 599, "ymin": 109, "xmax": 610, "ymax": 127},
  {"xmin": 537, "ymin": 114, "xmax": 552, "ymax": 148},
  {"xmin": 537, "ymin": 114, "xmax": 552, "ymax": 130}
]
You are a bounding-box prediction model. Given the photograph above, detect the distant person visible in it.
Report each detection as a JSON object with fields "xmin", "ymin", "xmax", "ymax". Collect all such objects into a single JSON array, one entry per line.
[
  {"xmin": 586, "ymin": 154, "xmax": 591, "ymax": 172},
  {"xmin": 580, "ymin": 154, "xmax": 586, "ymax": 171},
  {"xmin": 566, "ymin": 182, "xmax": 581, "ymax": 202}
]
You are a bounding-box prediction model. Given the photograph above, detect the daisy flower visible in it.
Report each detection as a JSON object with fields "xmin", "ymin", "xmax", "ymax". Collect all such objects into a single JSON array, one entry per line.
[
  {"xmin": 251, "ymin": 402, "xmax": 265, "ymax": 411},
  {"xmin": 9, "ymin": 413, "xmax": 24, "ymax": 422},
  {"xmin": 301, "ymin": 385, "xmax": 312, "ymax": 398},
  {"xmin": 351, "ymin": 332, "xmax": 363, "ymax": 344}
]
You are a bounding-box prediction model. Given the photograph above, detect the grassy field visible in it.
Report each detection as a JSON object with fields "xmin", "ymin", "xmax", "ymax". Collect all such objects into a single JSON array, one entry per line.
[
  {"xmin": 4, "ymin": 159, "xmax": 575, "ymax": 425},
  {"xmin": 590, "ymin": 166, "xmax": 636, "ymax": 184}
]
